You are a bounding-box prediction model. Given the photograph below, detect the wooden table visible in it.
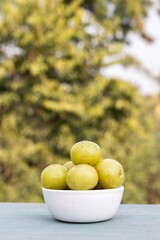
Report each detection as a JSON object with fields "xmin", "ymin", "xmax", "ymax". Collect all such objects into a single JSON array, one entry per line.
[{"xmin": 0, "ymin": 203, "xmax": 160, "ymax": 240}]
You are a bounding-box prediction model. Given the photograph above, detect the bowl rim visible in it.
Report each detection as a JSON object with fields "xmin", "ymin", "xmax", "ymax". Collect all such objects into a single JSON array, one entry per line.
[{"xmin": 42, "ymin": 185, "xmax": 124, "ymax": 193}]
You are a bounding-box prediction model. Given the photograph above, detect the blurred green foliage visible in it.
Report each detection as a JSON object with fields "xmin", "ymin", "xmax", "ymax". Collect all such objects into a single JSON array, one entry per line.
[{"xmin": 0, "ymin": 0, "xmax": 159, "ymax": 203}]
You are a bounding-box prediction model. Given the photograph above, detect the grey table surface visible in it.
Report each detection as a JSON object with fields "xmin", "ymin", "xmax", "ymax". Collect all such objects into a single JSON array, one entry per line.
[{"xmin": 0, "ymin": 203, "xmax": 160, "ymax": 240}]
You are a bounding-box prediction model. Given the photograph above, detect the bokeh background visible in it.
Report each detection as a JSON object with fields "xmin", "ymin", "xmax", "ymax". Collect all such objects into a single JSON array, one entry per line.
[{"xmin": 0, "ymin": 0, "xmax": 160, "ymax": 203}]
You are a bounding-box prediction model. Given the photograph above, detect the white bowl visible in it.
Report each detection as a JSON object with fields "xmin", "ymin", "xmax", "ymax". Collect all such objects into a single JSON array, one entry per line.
[{"xmin": 42, "ymin": 186, "xmax": 124, "ymax": 223}]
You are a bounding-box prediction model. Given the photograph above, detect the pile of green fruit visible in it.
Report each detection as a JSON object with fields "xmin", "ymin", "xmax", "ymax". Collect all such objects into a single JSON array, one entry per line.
[{"xmin": 41, "ymin": 140, "xmax": 125, "ymax": 190}]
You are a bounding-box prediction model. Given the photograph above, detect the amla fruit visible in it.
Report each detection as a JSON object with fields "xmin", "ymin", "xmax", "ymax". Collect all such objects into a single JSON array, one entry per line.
[
  {"xmin": 41, "ymin": 164, "xmax": 67, "ymax": 190},
  {"xmin": 96, "ymin": 159, "xmax": 125, "ymax": 189},
  {"xmin": 66, "ymin": 164, "xmax": 98, "ymax": 190},
  {"xmin": 63, "ymin": 161, "xmax": 75, "ymax": 171},
  {"xmin": 70, "ymin": 140, "xmax": 102, "ymax": 166}
]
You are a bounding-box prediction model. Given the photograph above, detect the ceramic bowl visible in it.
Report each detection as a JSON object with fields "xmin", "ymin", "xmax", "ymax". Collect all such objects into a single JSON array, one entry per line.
[{"xmin": 42, "ymin": 186, "xmax": 124, "ymax": 223}]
